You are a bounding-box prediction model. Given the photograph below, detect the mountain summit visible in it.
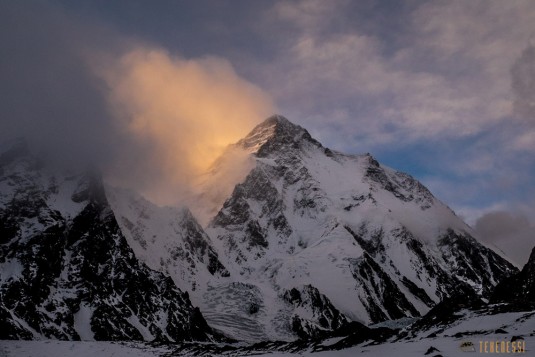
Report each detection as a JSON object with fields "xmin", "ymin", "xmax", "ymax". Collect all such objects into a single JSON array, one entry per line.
[{"xmin": 236, "ymin": 115, "xmax": 321, "ymax": 155}]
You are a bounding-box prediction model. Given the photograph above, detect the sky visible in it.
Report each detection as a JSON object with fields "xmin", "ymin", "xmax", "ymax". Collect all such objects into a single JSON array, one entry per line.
[{"xmin": 0, "ymin": 0, "xmax": 534, "ymax": 266}]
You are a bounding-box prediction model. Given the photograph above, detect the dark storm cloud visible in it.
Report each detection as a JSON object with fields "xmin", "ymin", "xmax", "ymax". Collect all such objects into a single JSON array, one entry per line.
[{"xmin": 0, "ymin": 1, "xmax": 125, "ymax": 161}]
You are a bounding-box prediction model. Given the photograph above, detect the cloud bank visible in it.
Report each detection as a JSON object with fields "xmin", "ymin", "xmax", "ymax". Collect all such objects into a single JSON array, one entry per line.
[{"xmin": 475, "ymin": 211, "xmax": 535, "ymax": 267}]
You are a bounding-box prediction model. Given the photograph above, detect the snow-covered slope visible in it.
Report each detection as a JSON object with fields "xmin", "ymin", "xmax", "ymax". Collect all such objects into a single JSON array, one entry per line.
[
  {"xmin": 201, "ymin": 115, "xmax": 517, "ymax": 337},
  {"xmin": 103, "ymin": 188, "xmax": 350, "ymax": 341},
  {"xmin": 104, "ymin": 188, "xmax": 339, "ymax": 342},
  {"xmin": 0, "ymin": 143, "xmax": 219, "ymax": 342},
  {"xmin": 105, "ymin": 186, "xmax": 229, "ymax": 297}
]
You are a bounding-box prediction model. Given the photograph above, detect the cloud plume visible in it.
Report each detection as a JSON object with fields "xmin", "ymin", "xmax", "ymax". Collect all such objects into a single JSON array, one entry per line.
[{"xmin": 100, "ymin": 48, "xmax": 275, "ymax": 205}]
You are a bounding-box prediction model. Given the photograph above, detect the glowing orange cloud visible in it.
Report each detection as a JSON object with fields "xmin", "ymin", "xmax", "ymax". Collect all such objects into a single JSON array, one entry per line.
[{"xmin": 101, "ymin": 48, "xmax": 275, "ymax": 206}]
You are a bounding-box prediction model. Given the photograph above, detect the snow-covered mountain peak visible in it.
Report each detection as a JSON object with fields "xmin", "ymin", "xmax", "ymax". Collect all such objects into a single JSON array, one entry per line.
[
  {"xmin": 236, "ymin": 115, "xmax": 321, "ymax": 156},
  {"xmin": 193, "ymin": 116, "xmax": 321, "ymax": 223},
  {"xmin": 1, "ymin": 116, "xmax": 520, "ymax": 344},
  {"xmin": 202, "ymin": 115, "xmax": 517, "ymax": 333}
]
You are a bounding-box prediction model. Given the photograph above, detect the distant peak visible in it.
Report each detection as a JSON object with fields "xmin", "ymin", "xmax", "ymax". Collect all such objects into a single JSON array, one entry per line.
[{"xmin": 237, "ymin": 114, "xmax": 320, "ymax": 154}]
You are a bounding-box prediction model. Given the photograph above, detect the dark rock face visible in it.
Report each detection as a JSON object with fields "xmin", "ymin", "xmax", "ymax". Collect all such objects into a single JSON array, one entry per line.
[
  {"xmin": 0, "ymin": 151, "xmax": 218, "ymax": 341},
  {"xmin": 425, "ymin": 346, "xmax": 441, "ymax": 355},
  {"xmin": 106, "ymin": 187, "xmax": 231, "ymax": 298},
  {"xmin": 344, "ymin": 224, "xmax": 515, "ymax": 323},
  {"xmin": 491, "ymin": 246, "xmax": 535, "ymax": 306},
  {"xmin": 345, "ymin": 225, "xmax": 436, "ymax": 321},
  {"xmin": 282, "ymin": 285, "xmax": 349, "ymax": 339},
  {"xmin": 211, "ymin": 166, "xmax": 291, "ymax": 264}
]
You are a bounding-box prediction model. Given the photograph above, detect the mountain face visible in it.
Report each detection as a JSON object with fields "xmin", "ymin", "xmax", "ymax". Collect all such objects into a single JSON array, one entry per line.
[
  {"xmin": 200, "ymin": 115, "xmax": 517, "ymax": 336},
  {"xmin": 0, "ymin": 116, "xmax": 520, "ymax": 344},
  {"xmin": 491, "ymin": 246, "xmax": 535, "ymax": 305},
  {"xmin": 0, "ymin": 143, "xmax": 218, "ymax": 342}
]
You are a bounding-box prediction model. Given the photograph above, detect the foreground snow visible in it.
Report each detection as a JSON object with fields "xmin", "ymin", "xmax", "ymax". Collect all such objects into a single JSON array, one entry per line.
[
  {"xmin": 2, "ymin": 308, "xmax": 533, "ymax": 356},
  {"xmin": 0, "ymin": 340, "xmax": 167, "ymax": 357},
  {"xmin": 258, "ymin": 336, "xmax": 533, "ymax": 356},
  {"xmin": 1, "ymin": 335, "xmax": 532, "ymax": 357}
]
